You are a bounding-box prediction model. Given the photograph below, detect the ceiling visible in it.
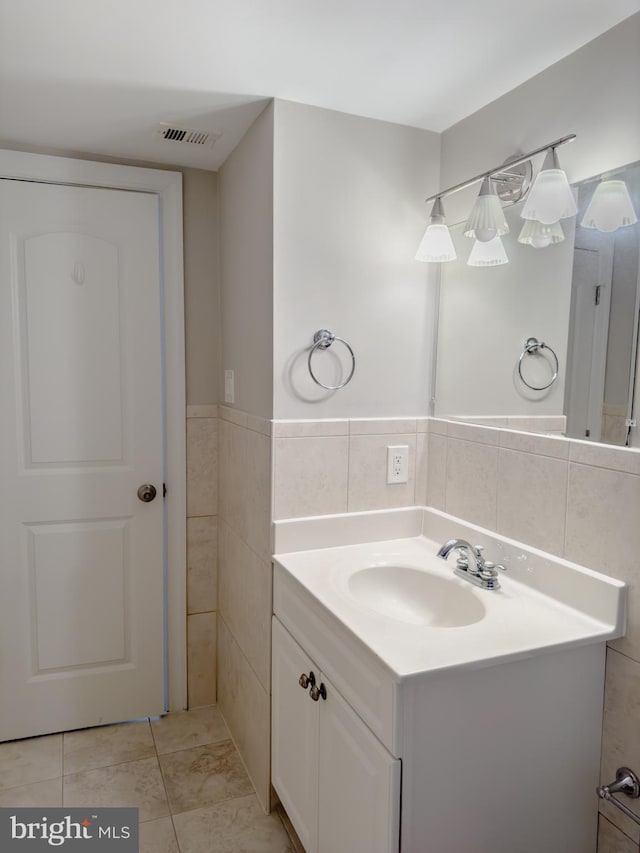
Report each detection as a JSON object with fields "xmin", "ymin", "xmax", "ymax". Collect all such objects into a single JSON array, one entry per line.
[{"xmin": 1, "ymin": 0, "xmax": 639, "ymax": 171}]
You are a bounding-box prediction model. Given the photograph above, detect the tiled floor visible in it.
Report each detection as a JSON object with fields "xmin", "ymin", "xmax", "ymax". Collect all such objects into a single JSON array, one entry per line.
[{"xmin": 0, "ymin": 706, "xmax": 295, "ymax": 853}]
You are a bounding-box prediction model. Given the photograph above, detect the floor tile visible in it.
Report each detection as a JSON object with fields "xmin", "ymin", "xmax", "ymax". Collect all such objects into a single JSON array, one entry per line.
[
  {"xmin": 63, "ymin": 756, "xmax": 169, "ymax": 822},
  {"xmin": 0, "ymin": 777, "xmax": 62, "ymax": 807},
  {"xmin": 151, "ymin": 707, "xmax": 230, "ymax": 755},
  {"xmin": 0, "ymin": 734, "xmax": 62, "ymax": 790},
  {"xmin": 160, "ymin": 740, "xmax": 253, "ymax": 815},
  {"xmin": 139, "ymin": 816, "xmax": 179, "ymax": 853},
  {"xmin": 63, "ymin": 720, "xmax": 155, "ymax": 774},
  {"xmin": 173, "ymin": 794, "xmax": 294, "ymax": 853}
]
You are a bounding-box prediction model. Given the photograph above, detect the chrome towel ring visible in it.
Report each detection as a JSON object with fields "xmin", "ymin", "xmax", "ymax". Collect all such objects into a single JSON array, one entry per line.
[
  {"xmin": 308, "ymin": 329, "xmax": 356, "ymax": 390},
  {"xmin": 518, "ymin": 337, "xmax": 559, "ymax": 391}
]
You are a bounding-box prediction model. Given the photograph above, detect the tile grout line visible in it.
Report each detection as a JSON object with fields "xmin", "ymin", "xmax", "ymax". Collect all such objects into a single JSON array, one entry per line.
[
  {"xmin": 598, "ymin": 808, "xmax": 639, "ymax": 846},
  {"xmin": 562, "ymin": 456, "xmax": 571, "ymax": 560},
  {"xmin": 149, "ymin": 717, "xmax": 182, "ymax": 853},
  {"xmin": 606, "ymin": 644, "xmax": 640, "ymax": 668},
  {"xmin": 61, "ymin": 732, "xmax": 65, "ymax": 806}
]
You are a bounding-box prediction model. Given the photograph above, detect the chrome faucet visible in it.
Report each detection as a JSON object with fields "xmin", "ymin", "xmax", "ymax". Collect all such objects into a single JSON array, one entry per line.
[{"xmin": 436, "ymin": 539, "xmax": 504, "ymax": 590}]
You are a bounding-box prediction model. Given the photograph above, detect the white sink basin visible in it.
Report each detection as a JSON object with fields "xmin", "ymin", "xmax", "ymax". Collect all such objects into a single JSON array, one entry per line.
[
  {"xmin": 273, "ymin": 508, "xmax": 626, "ymax": 679},
  {"xmin": 347, "ymin": 565, "xmax": 485, "ymax": 627}
]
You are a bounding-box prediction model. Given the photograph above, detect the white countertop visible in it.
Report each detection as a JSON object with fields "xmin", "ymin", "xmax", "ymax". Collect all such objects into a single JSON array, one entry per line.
[{"xmin": 274, "ymin": 528, "xmax": 626, "ymax": 679}]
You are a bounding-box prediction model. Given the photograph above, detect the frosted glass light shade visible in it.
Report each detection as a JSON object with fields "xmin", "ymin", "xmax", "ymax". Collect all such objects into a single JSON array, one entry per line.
[
  {"xmin": 467, "ymin": 235, "xmax": 508, "ymax": 266},
  {"xmin": 517, "ymin": 219, "xmax": 564, "ymax": 248},
  {"xmin": 415, "ymin": 223, "xmax": 456, "ymax": 262},
  {"xmin": 415, "ymin": 197, "xmax": 456, "ymax": 262},
  {"xmin": 463, "ymin": 177, "xmax": 509, "ymax": 242},
  {"xmin": 581, "ymin": 180, "xmax": 638, "ymax": 232},
  {"xmin": 521, "ymin": 149, "xmax": 577, "ymax": 225}
]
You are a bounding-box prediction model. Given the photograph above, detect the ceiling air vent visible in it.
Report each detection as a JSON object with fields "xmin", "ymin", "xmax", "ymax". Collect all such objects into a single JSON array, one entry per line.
[{"xmin": 154, "ymin": 123, "xmax": 221, "ymax": 149}]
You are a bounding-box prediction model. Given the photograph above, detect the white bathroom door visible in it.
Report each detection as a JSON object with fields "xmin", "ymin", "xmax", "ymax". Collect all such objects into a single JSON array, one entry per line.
[{"xmin": 0, "ymin": 179, "xmax": 166, "ymax": 741}]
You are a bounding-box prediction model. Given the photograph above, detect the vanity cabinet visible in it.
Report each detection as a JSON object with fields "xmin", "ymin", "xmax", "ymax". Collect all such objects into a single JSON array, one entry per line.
[
  {"xmin": 272, "ymin": 616, "xmax": 400, "ymax": 853},
  {"xmin": 273, "ymin": 542, "xmax": 615, "ymax": 853}
]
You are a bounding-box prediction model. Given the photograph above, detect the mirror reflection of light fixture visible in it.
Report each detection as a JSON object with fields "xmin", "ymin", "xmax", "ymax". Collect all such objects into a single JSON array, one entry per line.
[
  {"xmin": 467, "ymin": 235, "xmax": 509, "ymax": 266},
  {"xmin": 517, "ymin": 219, "xmax": 565, "ymax": 248},
  {"xmin": 415, "ymin": 197, "xmax": 457, "ymax": 263},
  {"xmin": 463, "ymin": 177, "xmax": 509, "ymax": 242},
  {"xmin": 520, "ymin": 147, "xmax": 577, "ymax": 225},
  {"xmin": 581, "ymin": 180, "xmax": 639, "ymax": 232}
]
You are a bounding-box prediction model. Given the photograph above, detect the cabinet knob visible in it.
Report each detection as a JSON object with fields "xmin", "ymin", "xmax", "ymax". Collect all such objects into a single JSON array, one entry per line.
[
  {"xmin": 299, "ymin": 671, "xmax": 316, "ymax": 690},
  {"xmin": 310, "ymin": 683, "xmax": 327, "ymax": 702}
]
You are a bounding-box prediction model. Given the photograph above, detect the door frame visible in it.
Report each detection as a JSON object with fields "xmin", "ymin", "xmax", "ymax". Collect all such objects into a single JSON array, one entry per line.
[
  {"xmin": 0, "ymin": 149, "xmax": 187, "ymax": 711},
  {"xmin": 564, "ymin": 230, "xmax": 614, "ymax": 441}
]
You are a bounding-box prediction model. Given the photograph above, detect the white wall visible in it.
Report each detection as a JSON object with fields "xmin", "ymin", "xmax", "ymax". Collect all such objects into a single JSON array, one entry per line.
[
  {"xmin": 183, "ymin": 168, "xmax": 220, "ymax": 406},
  {"xmin": 436, "ymin": 14, "xmax": 640, "ymax": 419},
  {"xmin": 272, "ymin": 99, "xmax": 441, "ymax": 419},
  {"xmin": 219, "ymin": 103, "xmax": 274, "ymax": 418}
]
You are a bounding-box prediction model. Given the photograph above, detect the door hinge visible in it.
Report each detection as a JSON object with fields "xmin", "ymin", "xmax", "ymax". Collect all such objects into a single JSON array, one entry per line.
[
  {"xmin": 163, "ymin": 483, "xmax": 167, "ymax": 498},
  {"xmin": 626, "ymin": 419, "xmax": 637, "ymax": 429}
]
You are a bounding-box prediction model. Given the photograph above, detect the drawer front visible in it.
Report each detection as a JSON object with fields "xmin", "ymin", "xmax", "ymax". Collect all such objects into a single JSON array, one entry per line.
[{"xmin": 274, "ymin": 563, "xmax": 400, "ymax": 754}]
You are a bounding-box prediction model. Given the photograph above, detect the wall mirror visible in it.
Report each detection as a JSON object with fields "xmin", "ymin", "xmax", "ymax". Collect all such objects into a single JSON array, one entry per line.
[{"xmin": 434, "ymin": 158, "xmax": 640, "ymax": 449}]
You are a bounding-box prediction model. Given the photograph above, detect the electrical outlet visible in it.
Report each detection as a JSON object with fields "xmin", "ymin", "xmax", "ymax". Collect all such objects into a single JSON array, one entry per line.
[
  {"xmin": 386, "ymin": 445, "xmax": 409, "ymax": 484},
  {"xmin": 224, "ymin": 369, "xmax": 235, "ymax": 404}
]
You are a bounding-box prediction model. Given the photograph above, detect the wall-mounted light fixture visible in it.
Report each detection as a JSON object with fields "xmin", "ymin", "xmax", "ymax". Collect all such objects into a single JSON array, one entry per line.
[
  {"xmin": 581, "ymin": 180, "xmax": 639, "ymax": 233},
  {"xmin": 467, "ymin": 235, "xmax": 509, "ymax": 266},
  {"xmin": 520, "ymin": 147, "xmax": 577, "ymax": 225},
  {"xmin": 415, "ymin": 133, "xmax": 576, "ymax": 264},
  {"xmin": 517, "ymin": 218, "xmax": 565, "ymax": 248},
  {"xmin": 414, "ymin": 197, "xmax": 457, "ymax": 262},
  {"xmin": 463, "ymin": 177, "xmax": 509, "ymax": 242}
]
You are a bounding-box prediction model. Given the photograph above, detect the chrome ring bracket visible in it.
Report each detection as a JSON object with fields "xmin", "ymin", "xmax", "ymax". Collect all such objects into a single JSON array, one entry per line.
[
  {"xmin": 517, "ymin": 336, "xmax": 559, "ymax": 391},
  {"xmin": 597, "ymin": 767, "xmax": 640, "ymax": 827},
  {"xmin": 307, "ymin": 329, "xmax": 356, "ymax": 391}
]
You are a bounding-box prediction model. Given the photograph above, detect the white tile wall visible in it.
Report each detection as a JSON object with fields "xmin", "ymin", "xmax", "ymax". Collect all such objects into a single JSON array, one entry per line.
[
  {"xmin": 273, "ymin": 435, "xmax": 349, "ymax": 518},
  {"xmin": 186, "ymin": 408, "xmax": 219, "ymax": 706},
  {"xmin": 347, "ymin": 433, "xmax": 416, "ymax": 512},
  {"xmin": 217, "ymin": 406, "xmax": 273, "ymax": 810},
  {"xmin": 273, "ymin": 419, "xmax": 431, "ymax": 520},
  {"xmin": 186, "ymin": 417, "xmax": 218, "ymax": 518}
]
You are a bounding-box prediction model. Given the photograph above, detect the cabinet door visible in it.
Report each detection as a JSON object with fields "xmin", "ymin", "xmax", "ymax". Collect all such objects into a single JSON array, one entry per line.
[
  {"xmin": 318, "ymin": 675, "xmax": 401, "ymax": 853},
  {"xmin": 272, "ymin": 617, "xmax": 320, "ymax": 853}
]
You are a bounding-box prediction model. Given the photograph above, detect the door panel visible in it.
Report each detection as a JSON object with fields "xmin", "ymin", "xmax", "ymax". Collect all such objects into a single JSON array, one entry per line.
[
  {"xmin": 0, "ymin": 179, "xmax": 165, "ymax": 741},
  {"xmin": 21, "ymin": 232, "xmax": 123, "ymax": 464},
  {"xmin": 29, "ymin": 520, "xmax": 128, "ymax": 670},
  {"xmin": 318, "ymin": 675, "xmax": 400, "ymax": 853},
  {"xmin": 271, "ymin": 618, "xmax": 319, "ymax": 853}
]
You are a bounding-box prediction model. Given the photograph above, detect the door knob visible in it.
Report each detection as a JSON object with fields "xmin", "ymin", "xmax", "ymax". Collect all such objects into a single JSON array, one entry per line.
[
  {"xmin": 309, "ymin": 683, "xmax": 327, "ymax": 702},
  {"xmin": 137, "ymin": 484, "xmax": 157, "ymax": 503},
  {"xmin": 299, "ymin": 671, "xmax": 316, "ymax": 690}
]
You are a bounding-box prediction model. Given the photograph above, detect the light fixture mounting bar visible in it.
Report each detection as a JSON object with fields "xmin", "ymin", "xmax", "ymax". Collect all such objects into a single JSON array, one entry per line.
[{"xmin": 424, "ymin": 133, "xmax": 576, "ymax": 204}]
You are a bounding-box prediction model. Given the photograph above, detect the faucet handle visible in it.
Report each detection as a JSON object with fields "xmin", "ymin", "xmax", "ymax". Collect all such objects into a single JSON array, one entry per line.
[
  {"xmin": 453, "ymin": 547, "xmax": 470, "ymax": 572},
  {"xmin": 481, "ymin": 561, "xmax": 506, "ymax": 576}
]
